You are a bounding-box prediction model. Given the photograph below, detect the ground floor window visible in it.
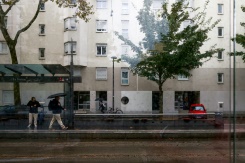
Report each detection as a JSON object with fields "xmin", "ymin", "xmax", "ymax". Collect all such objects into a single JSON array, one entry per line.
[
  {"xmin": 152, "ymin": 92, "xmax": 159, "ymax": 111},
  {"xmin": 2, "ymin": 90, "xmax": 14, "ymax": 105},
  {"xmin": 96, "ymin": 91, "xmax": 107, "ymax": 110},
  {"xmin": 175, "ymin": 91, "xmax": 200, "ymax": 110},
  {"xmin": 74, "ymin": 91, "xmax": 90, "ymax": 110}
]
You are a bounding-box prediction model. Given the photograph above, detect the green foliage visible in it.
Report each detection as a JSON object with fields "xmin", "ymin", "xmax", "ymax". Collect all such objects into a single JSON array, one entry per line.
[
  {"xmin": 0, "ymin": 0, "xmax": 94, "ymax": 105},
  {"xmin": 50, "ymin": 0, "xmax": 94, "ymax": 22},
  {"xmin": 115, "ymin": 0, "xmax": 222, "ymax": 112},
  {"xmin": 231, "ymin": 6, "xmax": 245, "ymax": 61},
  {"xmin": 116, "ymin": 0, "xmax": 222, "ymax": 81}
]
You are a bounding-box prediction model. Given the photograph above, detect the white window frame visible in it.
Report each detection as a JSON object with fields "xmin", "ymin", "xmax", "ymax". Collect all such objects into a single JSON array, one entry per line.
[
  {"xmin": 122, "ymin": 0, "xmax": 129, "ymax": 15},
  {"xmin": 218, "ymin": 4, "xmax": 224, "ymax": 14},
  {"xmin": 121, "ymin": 45, "xmax": 129, "ymax": 56},
  {"xmin": 97, "ymin": 0, "xmax": 107, "ymax": 9},
  {"xmin": 96, "ymin": 44, "xmax": 107, "ymax": 56},
  {"xmin": 0, "ymin": 42, "xmax": 8, "ymax": 54},
  {"xmin": 217, "ymin": 73, "xmax": 224, "ymax": 83},
  {"xmin": 121, "ymin": 68, "xmax": 129, "ymax": 85},
  {"xmin": 153, "ymin": 0, "xmax": 164, "ymax": 10},
  {"xmin": 39, "ymin": 24, "xmax": 45, "ymax": 35},
  {"xmin": 96, "ymin": 67, "xmax": 107, "ymax": 80},
  {"xmin": 64, "ymin": 41, "xmax": 77, "ymax": 54},
  {"xmin": 96, "ymin": 20, "xmax": 107, "ymax": 32},
  {"xmin": 182, "ymin": 19, "xmax": 192, "ymax": 29},
  {"xmin": 218, "ymin": 27, "xmax": 224, "ymax": 37},
  {"xmin": 39, "ymin": 48, "xmax": 45, "ymax": 60},
  {"xmin": 178, "ymin": 74, "xmax": 189, "ymax": 81},
  {"xmin": 40, "ymin": 2, "xmax": 45, "ymax": 11},
  {"xmin": 217, "ymin": 51, "xmax": 224, "ymax": 61},
  {"xmin": 122, "ymin": 20, "xmax": 129, "ymax": 39},
  {"xmin": 64, "ymin": 17, "xmax": 77, "ymax": 31}
]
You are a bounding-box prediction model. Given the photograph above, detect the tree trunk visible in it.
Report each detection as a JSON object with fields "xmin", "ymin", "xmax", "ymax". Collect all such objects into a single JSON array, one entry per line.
[
  {"xmin": 158, "ymin": 84, "xmax": 163, "ymax": 113},
  {"xmin": 9, "ymin": 44, "xmax": 21, "ymax": 105}
]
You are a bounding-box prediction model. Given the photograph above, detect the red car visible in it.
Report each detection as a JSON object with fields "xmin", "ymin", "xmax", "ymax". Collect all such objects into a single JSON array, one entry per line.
[{"xmin": 189, "ymin": 104, "xmax": 207, "ymax": 119}]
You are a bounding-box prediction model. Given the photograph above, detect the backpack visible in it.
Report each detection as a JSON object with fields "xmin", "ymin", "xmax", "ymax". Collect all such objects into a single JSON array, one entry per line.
[{"xmin": 48, "ymin": 100, "xmax": 53, "ymax": 111}]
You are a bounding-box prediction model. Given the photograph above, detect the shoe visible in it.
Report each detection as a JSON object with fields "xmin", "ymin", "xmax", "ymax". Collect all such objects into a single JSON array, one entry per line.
[
  {"xmin": 62, "ymin": 127, "xmax": 68, "ymax": 130},
  {"xmin": 27, "ymin": 124, "xmax": 31, "ymax": 128}
]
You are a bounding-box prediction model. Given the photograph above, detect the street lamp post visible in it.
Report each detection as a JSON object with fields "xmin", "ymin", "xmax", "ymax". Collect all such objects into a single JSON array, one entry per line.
[
  {"xmin": 111, "ymin": 56, "xmax": 117, "ymax": 111},
  {"xmin": 69, "ymin": 38, "xmax": 74, "ymax": 129}
]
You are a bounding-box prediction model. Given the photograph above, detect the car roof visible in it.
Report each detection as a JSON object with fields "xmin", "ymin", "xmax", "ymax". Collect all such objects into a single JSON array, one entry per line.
[{"xmin": 190, "ymin": 104, "xmax": 204, "ymax": 107}]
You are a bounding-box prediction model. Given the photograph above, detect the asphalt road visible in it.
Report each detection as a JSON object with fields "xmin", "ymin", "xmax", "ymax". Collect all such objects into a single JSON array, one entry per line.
[{"xmin": 0, "ymin": 139, "xmax": 244, "ymax": 163}]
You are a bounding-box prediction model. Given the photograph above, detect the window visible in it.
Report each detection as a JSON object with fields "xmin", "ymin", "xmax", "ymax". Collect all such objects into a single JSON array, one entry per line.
[
  {"xmin": 183, "ymin": 0, "xmax": 193, "ymax": 8},
  {"xmin": 218, "ymin": 27, "xmax": 224, "ymax": 37},
  {"xmin": 122, "ymin": 0, "xmax": 129, "ymax": 15},
  {"xmin": 217, "ymin": 51, "xmax": 223, "ymax": 60},
  {"xmin": 64, "ymin": 41, "xmax": 76, "ymax": 54},
  {"xmin": 121, "ymin": 68, "xmax": 129, "ymax": 85},
  {"xmin": 40, "ymin": 2, "xmax": 45, "ymax": 11},
  {"xmin": 96, "ymin": 44, "xmax": 107, "ymax": 56},
  {"xmin": 64, "ymin": 17, "xmax": 77, "ymax": 31},
  {"xmin": 178, "ymin": 74, "xmax": 188, "ymax": 81},
  {"xmin": 153, "ymin": 0, "xmax": 164, "ymax": 10},
  {"xmin": 2, "ymin": 91, "xmax": 14, "ymax": 105},
  {"xmin": 182, "ymin": 20, "xmax": 192, "ymax": 29},
  {"xmin": 122, "ymin": 20, "xmax": 129, "ymax": 39},
  {"xmin": 71, "ymin": 0, "xmax": 76, "ymax": 4},
  {"xmin": 96, "ymin": 20, "xmax": 107, "ymax": 32},
  {"xmin": 96, "ymin": 68, "xmax": 107, "ymax": 80},
  {"xmin": 218, "ymin": 4, "xmax": 223, "ymax": 14},
  {"xmin": 97, "ymin": 0, "xmax": 107, "ymax": 9},
  {"xmin": 121, "ymin": 45, "xmax": 129, "ymax": 56},
  {"xmin": 4, "ymin": 16, "xmax": 7, "ymax": 27},
  {"xmin": 217, "ymin": 73, "xmax": 224, "ymax": 83},
  {"xmin": 39, "ymin": 24, "xmax": 45, "ymax": 35},
  {"xmin": 0, "ymin": 42, "xmax": 8, "ymax": 54},
  {"xmin": 39, "ymin": 48, "xmax": 45, "ymax": 60}
]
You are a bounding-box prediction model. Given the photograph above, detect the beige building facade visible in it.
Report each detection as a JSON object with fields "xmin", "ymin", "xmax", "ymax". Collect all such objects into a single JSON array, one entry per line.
[{"xmin": 0, "ymin": 0, "xmax": 245, "ymax": 114}]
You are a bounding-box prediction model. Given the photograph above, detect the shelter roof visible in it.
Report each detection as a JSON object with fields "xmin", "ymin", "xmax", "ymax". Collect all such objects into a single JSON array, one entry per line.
[{"xmin": 0, "ymin": 64, "xmax": 70, "ymax": 76}]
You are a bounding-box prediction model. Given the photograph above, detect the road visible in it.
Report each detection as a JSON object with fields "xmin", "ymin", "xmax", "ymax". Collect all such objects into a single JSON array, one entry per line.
[{"xmin": 0, "ymin": 139, "xmax": 244, "ymax": 162}]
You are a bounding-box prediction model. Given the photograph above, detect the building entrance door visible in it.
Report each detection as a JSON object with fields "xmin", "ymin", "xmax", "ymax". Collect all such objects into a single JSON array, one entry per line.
[{"xmin": 74, "ymin": 91, "xmax": 90, "ymax": 110}]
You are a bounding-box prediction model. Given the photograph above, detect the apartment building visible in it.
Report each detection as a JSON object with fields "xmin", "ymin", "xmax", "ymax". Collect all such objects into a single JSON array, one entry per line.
[{"xmin": 0, "ymin": 0, "xmax": 244, "ymax": 113}]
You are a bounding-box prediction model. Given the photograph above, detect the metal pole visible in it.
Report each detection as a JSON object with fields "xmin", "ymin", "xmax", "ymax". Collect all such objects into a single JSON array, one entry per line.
[
  {"xmin": 70, "ymin": 38, "xmax": 74, "ymax": 128},
  {"xmin": 233, "ymin": 0, "xmax": 236, "ymax": 162},
  {"xmin": 111, "ymin": 56, "xmax": 117, "ymax": 111},
  {"xmin": 112, "ymin": 58, "xmax": 115, "ymax": 111}
]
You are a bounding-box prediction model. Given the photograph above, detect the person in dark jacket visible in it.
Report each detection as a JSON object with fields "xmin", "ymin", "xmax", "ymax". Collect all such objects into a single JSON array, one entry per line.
[
  {"xmin": 48, "ymin": 96, "xmax": 68, "ymax": 130},
  {"xmin": 27, "ymin": 97, "xmax": 41, "ymax": 128}
]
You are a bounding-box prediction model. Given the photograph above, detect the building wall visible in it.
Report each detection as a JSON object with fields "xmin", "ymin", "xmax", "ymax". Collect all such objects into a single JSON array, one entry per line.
[{"xmin": 0, "ymin": 0, "xmax": 245, "ymax": 114}]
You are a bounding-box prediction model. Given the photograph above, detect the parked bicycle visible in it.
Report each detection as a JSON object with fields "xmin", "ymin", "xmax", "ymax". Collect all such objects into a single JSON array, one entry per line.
[{"xmin": 106, "ymin": 107, "xmax": 123, "ymax": 114}]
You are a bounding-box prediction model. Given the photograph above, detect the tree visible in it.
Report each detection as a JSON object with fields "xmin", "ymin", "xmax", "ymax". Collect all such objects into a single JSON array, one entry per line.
[
  {"xmin": 115, "ymin": 0, "xmax": 222, "ymax": 113},
  {"xmin": 231, "ymin": 6, "xmax": 245, "ymax": 61},
  {"xmin": 0, "ymin": 0, "xmax": 93, "ymax": 105}
]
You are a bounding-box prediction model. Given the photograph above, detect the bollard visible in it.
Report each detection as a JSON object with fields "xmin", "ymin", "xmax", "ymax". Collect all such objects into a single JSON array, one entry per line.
[{"xmin": 215, "ymin": 112, "xmax": 224, "ymax": 129}]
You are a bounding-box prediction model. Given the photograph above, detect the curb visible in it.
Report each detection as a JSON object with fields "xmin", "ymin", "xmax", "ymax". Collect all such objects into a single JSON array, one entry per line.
[{"xmin": 0, "ymin": 129, "xmax": 243, "ymax": 139}]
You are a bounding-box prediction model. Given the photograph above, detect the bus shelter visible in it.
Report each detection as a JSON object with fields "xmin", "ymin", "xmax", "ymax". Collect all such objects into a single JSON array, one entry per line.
[{"xmin": 0, "ymin": 64, "xmax": 80, "ymax": 128}]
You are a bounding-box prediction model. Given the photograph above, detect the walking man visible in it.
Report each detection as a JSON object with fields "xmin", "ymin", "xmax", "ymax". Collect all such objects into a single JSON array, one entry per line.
[
  {"xmin": 48, "ymin": 96, "xmax": 68, "ymax": 130},
  {"xmin": 27, "ymin": 97, "xmax": 41, "ymax": 128}
]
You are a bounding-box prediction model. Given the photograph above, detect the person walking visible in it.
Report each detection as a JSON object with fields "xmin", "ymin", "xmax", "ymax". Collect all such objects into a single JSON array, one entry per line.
[
  {"xmin": 27, "ymin": 97, "xmax": 41, "ymax": 128},
  {"xmin": 48, "ymin": 96, "xmax": 68, "ymax": 130}
]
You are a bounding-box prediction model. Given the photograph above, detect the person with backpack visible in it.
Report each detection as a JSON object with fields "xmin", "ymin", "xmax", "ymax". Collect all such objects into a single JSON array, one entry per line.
[
  {"xmin": 48, "ymin": 96, "xmax": 68, "ymax": 130},
  {"xmin": 27, "ymin": 97, "xmax": 41, "ymax": 128}
]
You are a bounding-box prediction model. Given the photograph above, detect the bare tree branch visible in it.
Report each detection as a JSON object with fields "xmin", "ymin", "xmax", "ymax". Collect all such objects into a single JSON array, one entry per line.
[
  {"xmin": 4, "ymin": 0, "xmax": 19, "ymax": 15},
  {"xmin": 14, "ymin": 0, "xmax": 42, "ymax": 42}
]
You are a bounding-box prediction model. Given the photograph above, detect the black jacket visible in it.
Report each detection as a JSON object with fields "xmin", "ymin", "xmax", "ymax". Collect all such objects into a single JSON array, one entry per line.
[
  {"xmin": 27, "ymin": 100, "xmax": 41, "ymax": 113},
  {"xmin": 48, "ymin": 99, "xmax": 64, "ymax": 114}
]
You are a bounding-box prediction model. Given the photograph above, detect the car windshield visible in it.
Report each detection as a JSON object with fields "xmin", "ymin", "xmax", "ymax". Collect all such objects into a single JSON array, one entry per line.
[{"xmin": 191, "ymin": 106, "xmax": 204, "ymax": 111}]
